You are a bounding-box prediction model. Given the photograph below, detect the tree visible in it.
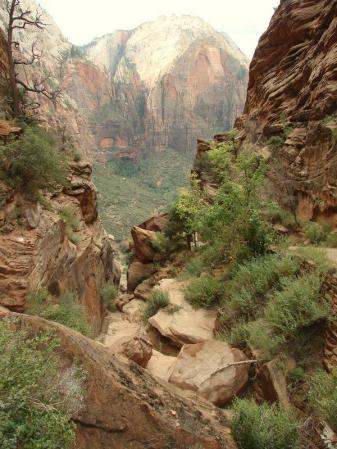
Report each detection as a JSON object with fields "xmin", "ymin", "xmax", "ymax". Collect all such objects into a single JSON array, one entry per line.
[{"xmin": 3, "ymin": 0, "xmax": 61, "ymax": 117}]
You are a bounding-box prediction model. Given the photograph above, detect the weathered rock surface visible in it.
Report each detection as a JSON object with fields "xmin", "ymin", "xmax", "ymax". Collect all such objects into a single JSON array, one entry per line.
[
  {"xmin": 238, "ymin": 0, "xmax": 337, "ymax": 222},
  {"xmin": 83, "ymin": 15, "xmax": 248, "ymax": 154},
  {"xmin": 148, "ymin": 279, "xmax": 217, "ymax": 346},
  {"xmin": 169, "ymin": 341, "xmax": 249, "ymax": 406},
  {"xmin": 131, "ymin": 226, "xmax": 157, "ymax": 263},
  {"xmin": 254, "ymin": 359, "xmax": 290, "ymax": 410},
  {"xmin": 146, "ymin": 349, "xmax": 177, "ymax": 381},
  {"xmin": 100, "ymin": 312, "xmax": 141, "ymax": 348},
  {"xmin": 127, "ymin": 261, "xmax": 156, "ymax": 291},
  {"xmin": 3, "ymin": 313, "xmax": 237, "ymax": 449},
  {"xmin": 0, "ymin": 164, "xmax": 118, "ymax": 334}
]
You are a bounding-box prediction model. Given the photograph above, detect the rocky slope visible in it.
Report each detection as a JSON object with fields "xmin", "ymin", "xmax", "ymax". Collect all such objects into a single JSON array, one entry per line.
[
  {"xmin": 83, "ymin": 15, "xmax": 249, "ymax": 154},
  {"xmin": 1, "ymin": 311, "xmax": 236, "ymax": 449},
  {"xmin": 238, "ymin": 0, "xmax": 337, "ymax": 222}
]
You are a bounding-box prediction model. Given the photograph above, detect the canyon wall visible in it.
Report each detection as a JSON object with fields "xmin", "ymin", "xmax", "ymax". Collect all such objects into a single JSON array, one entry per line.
[
  {"xmin": 0, "ymin": 1, "xmax": 117, "ymax": 333},
  {"xmin": 83, "ymin": 15, "xmax": 249, "ymax": 155},
  {"xmin": 238, "ymin": 0, "xmax": 337, "ymax": 222}
]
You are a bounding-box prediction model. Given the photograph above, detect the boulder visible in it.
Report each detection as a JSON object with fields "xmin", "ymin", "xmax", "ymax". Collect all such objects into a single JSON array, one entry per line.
[
  {"xmin": 115, "ymin": 293, "xmax": 134, "ymax": 311},
  {"xmin": 24, "ymin": 203, "xmax": 41, "ymax": 229},
  {"xmin": 101, "ymin": 312, "xmax": 142, "ymax": 347},
  {"xmin": 120, "ymin": 334, "xmax": 153, "ymax": 368},
  {"xmin": 147, "ymin": 350, "xmax": 176, "ymax": 381},
  {"xmin": 148, "ymin": 279, "xmax": 217, "ymax": 346},
  {"xmin": 169, "ymin": 341, "xmax": 250, "ymax": 406},
  {"xmin": 122, "ymin": 299, "xmax": 144, "ymax": 322},
  {"xmin": 127, "ymin": 261, "xmax": 156, "ymax": 291},
  {"xmin": 131, "ymin": 226, "xmax": 156, "ymax": 263},
  {"xmin": 254, "ymin": 359, "xmax": 290, "ymax": 409},
  {"xmin": 139, "ymin": 213, "xmax": 169, "ymax": 232}
]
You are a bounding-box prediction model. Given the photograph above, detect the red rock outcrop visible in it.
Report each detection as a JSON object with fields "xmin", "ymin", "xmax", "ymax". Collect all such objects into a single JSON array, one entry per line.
[
  {"xmin": 83, "ymin": 15, "xmax": 249, "ymax": 155},
  {"xmin": 238, "ymin": 0, "xmax": 337, "ymax": 221},
  {"xmin": 4, "ymin": 313, "xmax": 236, "ymax": 449},
  {"xmin": 0, "ymin": 163, "xmax": 118, "ymax": 334}
]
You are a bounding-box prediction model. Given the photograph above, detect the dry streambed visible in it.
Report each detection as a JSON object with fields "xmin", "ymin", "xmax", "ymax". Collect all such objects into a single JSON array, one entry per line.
[{"xmin": 98, "ymin": 278, "xmax": 251, "ymax": 406}]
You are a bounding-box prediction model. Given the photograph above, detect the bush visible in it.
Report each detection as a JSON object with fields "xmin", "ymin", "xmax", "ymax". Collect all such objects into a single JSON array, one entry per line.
[
  {"xmin": 60, "ymin": 207, "xmax": 80, "ymax": 245},
  {"xmin": 232, "ymin": 398, "xmax": 300, "ymax": 449},
  {"xmin": 268, "ymin": 135, "xmax": 285, "ymax": 153},
  {"xmin": 324, "ymin": 231, "xmax": 337, "ymax": 248},
  {"xmin": 265, "ymin": 274, "xmax": 329, "ymax": 339},
  {"xmin": 183, "ymin": 256, "xmax": 208, "ymax": 277},
  {"xmin": 308, "ymin": 369, "xmax": 337, "ymax": 431},
  {"xmin": 265, "ymin": 202, "xmax": 297, "ymax": 230},
  {"xmin": 0, "ymin": 124, "xmax": 67, "ymax": 196},
  {"xmin": 225, "ymin": 254, "xmax": 299, "ymax": 320},
  {"xmin": 185, "ymin": 275, "xmax": 223, "ymax": 308},
  {"xmin": 142, "ymin": 290, "xmax": 169, "ymax": 323},
  {"xmin": 0, "ymin": 319, "xmax": 85, "ymax": 449},
  {"xmin": 100, "ymin": 281, "xmax": 118, "ymax": 312},
  {"xmin": 303, "ymin": 222, "xmax": 326, "ymax": 244},
  {"xmin": 26, "ymin": 289, "xmax": 92, "ymax": 336}
]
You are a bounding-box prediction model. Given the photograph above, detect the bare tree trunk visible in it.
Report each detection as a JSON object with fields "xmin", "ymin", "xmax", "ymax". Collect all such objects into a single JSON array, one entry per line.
[{"xmin": 7, "ymin": 2, "xmax": 20, "ymax": 117}]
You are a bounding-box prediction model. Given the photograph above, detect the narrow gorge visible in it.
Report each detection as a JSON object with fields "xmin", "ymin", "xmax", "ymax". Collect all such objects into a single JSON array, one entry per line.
[{"xmin": 0, "ymin": 0, "xmax": 337, "ymax": 449}]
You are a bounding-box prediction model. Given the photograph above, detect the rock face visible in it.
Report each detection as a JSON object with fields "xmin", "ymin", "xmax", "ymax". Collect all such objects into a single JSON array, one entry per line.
[
  {"xmin": 4, "ymin": 313, "xmax": 237, "ymax": 449},
  {"xmin": 238, "ymin": 0, "xmax": 337, "ymax": 222},
  {"xmin": 0, "ymin": 163, "xmax": 118, "ymax": 334},
  {"xmin": 82, "ymin": 15, "xmax": 248, "ymax": 154},
  {"xmin": 169, "ymin": 341, "xmax": 249, "ymax": 406}
]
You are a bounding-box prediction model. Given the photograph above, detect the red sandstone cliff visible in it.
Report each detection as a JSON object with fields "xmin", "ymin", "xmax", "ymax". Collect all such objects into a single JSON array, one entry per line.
[{"xmin": 238, "ymin": 0, "xmax": 337, "ymax": 222}]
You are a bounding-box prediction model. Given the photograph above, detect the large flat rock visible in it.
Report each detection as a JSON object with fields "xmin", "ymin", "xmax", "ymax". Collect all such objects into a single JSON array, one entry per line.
[{"xmin": 148, "ymin": 279, "xmax": 217, "ymax": 346}]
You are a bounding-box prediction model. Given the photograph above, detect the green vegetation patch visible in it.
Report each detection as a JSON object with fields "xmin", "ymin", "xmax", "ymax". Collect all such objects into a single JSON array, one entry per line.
[
  {"xmin": 0, "ymin": 319, "xmax": 85, "ymax": 449},
  {"xmin": 142, "ymin": 290, "xmax": 170, "ymax": 323},
  {"xmin": 26, "ymin": 289, "xmax": 92, "ymax": 336},
  {"xmin": 93, "ymin": 148, "xmax": 193, "ymax": 240},
  {"xmin": 0, "ymin": 124, "xmax": 67, "ymax": 198},
  {"xmin": 232, "ymin": 398, "xmax": 300, "ymax": 449}
]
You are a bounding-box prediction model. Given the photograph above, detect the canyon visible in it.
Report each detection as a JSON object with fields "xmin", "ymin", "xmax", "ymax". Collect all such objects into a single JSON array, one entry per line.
[{"xmin": 0, "ymin": 0, "xmax": 337, "ymax": 448}]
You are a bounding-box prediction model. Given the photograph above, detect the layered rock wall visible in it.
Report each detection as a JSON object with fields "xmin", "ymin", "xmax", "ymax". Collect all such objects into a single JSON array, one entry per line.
[{"xmin": 238, "ymin": 0, "xmax": 337, "ymax": 221}]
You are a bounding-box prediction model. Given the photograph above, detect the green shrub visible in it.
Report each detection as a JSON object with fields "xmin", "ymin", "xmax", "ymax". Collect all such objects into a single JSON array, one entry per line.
[
  {"xmin": 268, "ymin": 135, "xmax": 285, "ymax": 153},
  {"xmin": 185, "ymin": 275, "xmax": 223, "ymax": 309},
  {"xmin": 183, "ymin": 256, "xmax": 208, "ymax": 277},
  {"xmin": 303, "ymin": 222, "xmax": 326, "ymax": 244},
  {"xmin": 265, "ymin": 202, "xmax": 297, "ymax": 229},
  {"xmin": 0, "ymin": 320, "xmax": 85, "ymax": 449},
  {"xmin": 225, "ymin": 254, "xmax": 299, "ymax": 320},
  {"xmin": 142, "ymin": 290, "xmax": 169, "ymax": 323},
  {"xmin": 0, "ymin": 124, "xmax": 67, "ymax": 196},
  {"xmin": 307, "ymin": 369, "xmax": 337, "ymax": 431},
  {"xmin": 100, "ymin": 281, "xmax": 118, "ymax": 312},
  {"xmin": 232, "ymin": 398, "xmax": 300, "ymax": 449},
  {"xmin": 60, "ymin": 207, "xmax": 80, "ymax": 245},
  {"xmin": 265, "ymin": 274, "xmax": 329, "ymax": 339},
  {"xmin": 26, "ymin": 289, "xmax": 92, "ymax": 336},
  {"xmin": 287, "ymin": 366, "xmax": 305, "ymax": 387},
  {"xmin": 324, "ymin": 231, "xmax": 337, "ymax": 248}
]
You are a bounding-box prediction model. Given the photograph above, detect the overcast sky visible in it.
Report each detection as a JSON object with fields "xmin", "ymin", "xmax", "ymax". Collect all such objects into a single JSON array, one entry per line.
[{"xmin": 38, "ymin": 0, "xmax": 279, "ymax": 58}]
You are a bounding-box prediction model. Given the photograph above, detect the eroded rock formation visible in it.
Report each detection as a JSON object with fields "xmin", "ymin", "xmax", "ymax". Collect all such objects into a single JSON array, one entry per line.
[
  {"xmin": 82, "ymin": 15, "xmax": 249, "ymax": 154},
  {"xmin": 0, "ymin": 162, "xmax": 118, "ymax": 334},
  {"xmin": 238, "ymin": 0, "xmax": 337, "ymax": 222}
]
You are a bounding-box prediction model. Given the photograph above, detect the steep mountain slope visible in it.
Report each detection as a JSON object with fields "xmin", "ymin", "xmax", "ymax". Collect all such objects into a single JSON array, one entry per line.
[
  {"xmin": 84, "ymin": 15, "xmax": 249, "ymax": 154},
  {"xmin": 238, "ymin": 0, "xmax": 337, "ymax": 222}
]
